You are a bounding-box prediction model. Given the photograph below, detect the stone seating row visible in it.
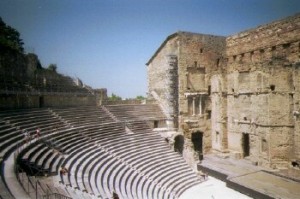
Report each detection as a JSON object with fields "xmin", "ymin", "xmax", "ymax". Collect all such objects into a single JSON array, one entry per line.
[
  {"xmin": 1, "ymin": 106, "xmax": 202, "ymax": 199},
  {"xmin": 0, "ymin": 166, "xmax": 14, "ymax": 199},
  {"xmin": 16, "ymin": 162, "xmax": 74, "ymax": 199},
  {"xmin": 56, "ymin": 126, "xmax": 141, "ymax": 195},
  {"xmin": 95, "ymin": 138, "xmax": 199, "ymax": 198},
  {"xmin": 125, "ymin": 120, "xmax": 153, "ymax": 133},
  {"xmin": 18, "ymin": 122, "xmax": 125, "ymax": 176},
  {"xmin": 104, "ymin": 104, "xmax": 167, "ymax": 122},
  {"xmin": 0, "ymin": 109, "xmax": 69, "ymax": 161},
  {"xmin": 0, "ymin": 106, "xmax": 120, "ymax": 198},
  {"xmin": 56, "ymin": 122, "xmax": 202, "ymax": 199},
  {"xmin": 0, "ymin": 104, "xmax": 116, "ymax": 161},
  {"xmin": 50, "ymin": 106, "xmax": 116, "ymax": 127}
]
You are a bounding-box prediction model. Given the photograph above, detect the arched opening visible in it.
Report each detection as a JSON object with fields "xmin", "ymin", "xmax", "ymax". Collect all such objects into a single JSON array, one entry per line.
[
  {"xmin": 192, "ymin": 131, "xmax": 203, "ymax": 160},
  {"xmin": 174, "ymin": 135, "xmax": 184, "ymax": 155}
]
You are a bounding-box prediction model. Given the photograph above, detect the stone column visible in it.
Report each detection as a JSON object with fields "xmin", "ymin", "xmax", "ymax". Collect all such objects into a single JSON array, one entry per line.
[
  {"xmin": 192, "ymin": 97, "xmax": 196, "ymax": 116},
  {"xmin": 199, "ymin": 95, "xmax": 202, "ymax": 116}
]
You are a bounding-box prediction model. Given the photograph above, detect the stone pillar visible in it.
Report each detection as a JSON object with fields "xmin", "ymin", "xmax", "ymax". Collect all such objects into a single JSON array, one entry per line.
[
  {"xmin": 199, "ymin": 95, "xmax": 202, "ymax": 116},
  {"xmin": 192, "ymin": 97, "xmax": 196, "ymax": 116}
]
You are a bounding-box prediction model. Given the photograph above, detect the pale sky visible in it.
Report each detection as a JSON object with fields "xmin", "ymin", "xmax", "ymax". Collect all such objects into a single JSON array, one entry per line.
[{"xmin": 0, "ymin": 0, "xmax": 299, "ymax": 98}]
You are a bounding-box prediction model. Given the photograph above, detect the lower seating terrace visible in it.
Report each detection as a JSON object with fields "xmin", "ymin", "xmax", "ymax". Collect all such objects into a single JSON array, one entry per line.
[{"xmin": 0, "ymin": 105, "xmax": 204, "ymax": 199}]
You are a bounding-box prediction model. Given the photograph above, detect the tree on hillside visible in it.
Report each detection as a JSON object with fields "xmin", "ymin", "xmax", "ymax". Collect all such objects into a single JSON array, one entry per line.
[
  {"xmin": 0, "ymin": 17, "xmax": 24, "ymax": 53},
  {"xmin": 108, "ymin": 93, "xmax": 122, "ymax": 101},
  {"xmin": 47, "ymin": 64, "xmax": 57, "ymax": 72}
]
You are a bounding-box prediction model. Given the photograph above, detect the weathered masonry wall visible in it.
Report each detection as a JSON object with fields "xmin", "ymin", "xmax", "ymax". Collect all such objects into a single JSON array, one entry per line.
[
  {"xmin": 177, "ymin": 33, "xmax": 226, "ymax": 158},
  {"xmin": 147, "ymin": 13, "xmax": 300, "ymax": 170},
  {"xmin": 0, "ymin": 93, "xmax": 98, "ymax": 109},
  {"xmin": 147, "ymin": 32, "xmax": 226, "ymax": 168},
  {"xmin": 147, "ymin": 35, "xmax": 179, "ymax": 128},
  {"xmin": 294, "ymin": 63, "xmax": 300, "ymax": 161},
  {"xmin": 211, "ymin": 72, "xmax": 228, "ymax": 153},
  {"xmin": 178, "ymin": 33, "xmax": 226, "ymax": 118},
  {"xmin": 227, "ymin": 16, "xmax": 300, "ymax": 59},
  {"xmin": 226, "ymin": 13, "xmax": 300, "ymax": 168}
]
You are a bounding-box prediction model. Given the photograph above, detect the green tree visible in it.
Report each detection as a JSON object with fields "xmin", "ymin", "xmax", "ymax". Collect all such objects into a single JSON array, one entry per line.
[
  {"xmin": 0, "ymin": 17, "xmax": 24, "ymax": 53},
  {"xmin": 108, "ymin": 93, "xmax": 122, "ymax": 101},
  {"xmin": 47, "ymin": 64, "xmax": 57, "ymax": 72},
  {"xmin": 136, "ymin": 95, "xmax": 145, "ymax": 100}
]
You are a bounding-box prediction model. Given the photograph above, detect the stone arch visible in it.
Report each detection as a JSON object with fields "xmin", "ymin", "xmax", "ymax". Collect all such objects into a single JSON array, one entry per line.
[{"xmin": 174, "ymin": 135, "xmax": 184, "ymax": 155}]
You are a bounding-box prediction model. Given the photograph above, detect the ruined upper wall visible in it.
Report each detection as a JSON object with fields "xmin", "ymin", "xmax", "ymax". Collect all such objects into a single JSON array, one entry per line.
[
  {"xmin": 147, "ymin": 31, "xmax": 226, "ymax": 66},
  {"xmin": 178, "ymin": 32, "xmax": 226, "ymax": 70},
  {"xmin": 226, "ymin": 13, "xmax": 300, "ymax": 57}
]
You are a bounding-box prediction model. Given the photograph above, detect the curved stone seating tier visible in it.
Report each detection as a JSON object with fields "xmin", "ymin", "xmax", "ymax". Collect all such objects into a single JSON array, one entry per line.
[
  {"xmin": 0, "ymin": 171, "xmax": 14, "ymax": 199},
  {"xmin": 56, "ymin": 123, "xmax": 202, "ymax": 199},
  {"xmin": 125, "ymin": 120, "xmax": 152, "ymax": 133},
  {"xmin": 62, "ymin": 134, "xmax": 152, "ymax": 197},
  {"xmin": 127, "ymin": 153, "xmax": 182, "ymax": 199},
  {"xmin": 16, "ymin": 123, "xmax": 124, "ymax": 176},
  {"xmin": 20, "ymin": 143, "xmax": 43, "ymax": 161},
  {"xmin": 79, "ymin": 149, "xmax": 104, "ymax": 194},
  {"xmin": 90, "ymin": 152, "xmax": 111, "ymax": 198},
  {"xmin": 1, "ymin": 106, "xmax": 203, "ymax": 199},
  {"xmin": 84, "ymin": 134, "xmax": 177, "ymax": 197},
  {"xmin": 104, "ymin": 104, "xmax": 167, "ymax": 122},
  {"xmin": 118, "ymin": 150, "xmax": 170, "ymax": 197},
  {"xmin": 0, "ymin": 108, "xmax": 68, "ymax": 161},
  {"xmin": 62, "ymin": 145, "xmax": 98, "ymax": 187},
  {"xmin": 50, "ymin": 106, "xmax": 116, "ymax": 127},
  {"xmin": 144, "ymin": 165, "xmax": 184, "ymax": 199},
  {"xmin": 0, "ymin": 123, "xmax": 16, "ymax": 138}
]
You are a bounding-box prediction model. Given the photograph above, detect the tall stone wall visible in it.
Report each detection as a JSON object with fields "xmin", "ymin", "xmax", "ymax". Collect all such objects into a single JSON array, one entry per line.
[
  {"xmin": 227, "ymin": 13, "xmax": 300, "ymax": 58},
  {"xmin": 147, "ymin": 13, "xmax": 300, "ymax": 170},
  {"xmin": 226, "ymin": 13, "xmax": 300, "ymax": 168},
  {"xmin": 177, "ymin": 32, "xmax": 226, "ymax": 118},
  {"xmin": 294, "ymin": 63, "xmax": 300, "ymax": 160},
  {"xmin": 147, "ymin": 35, "xmax": 179, "ymax": 127},
  {"xmin": 177, "ymin": 32, "xmax": 226, "ymax": 156}
]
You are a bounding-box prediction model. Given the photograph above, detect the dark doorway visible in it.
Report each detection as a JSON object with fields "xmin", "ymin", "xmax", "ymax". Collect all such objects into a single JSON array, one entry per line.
[
  {"xmin": 39, "ymin": 96, "xmax": 44, "ymax": 108},
  {"xmin": 154, "ymin": 120, "xmax": 158, "ymax": 128},
  {"xmin": 192, "ymin": 131, "xmax": 203, "ymax": 160},
  {"xmin": 242, "ymin": 133, "xmax": 250, "ymax": 157},
  {"xmin": 174, "ymin": 135, "xmax": 184, "ymax": 155}
]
